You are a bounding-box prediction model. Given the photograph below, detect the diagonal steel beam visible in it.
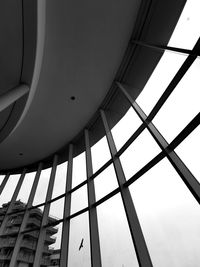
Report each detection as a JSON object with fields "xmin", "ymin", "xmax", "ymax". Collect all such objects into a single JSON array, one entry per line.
[{"xmin": 117, "ymin": 82, "xmax": 200, "ymax": 204}]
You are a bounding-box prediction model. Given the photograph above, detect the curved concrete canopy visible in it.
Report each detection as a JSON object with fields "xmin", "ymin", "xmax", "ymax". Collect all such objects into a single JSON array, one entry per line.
[{"xmin": 0, "ymin": 0, "xmax": 142, "ymax": 169}]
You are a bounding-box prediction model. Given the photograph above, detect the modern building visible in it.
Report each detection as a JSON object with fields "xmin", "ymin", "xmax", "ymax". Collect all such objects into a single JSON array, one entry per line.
[
  {"xmin": 0, "ymin": 201, "xmax": 57, "ymax": 267},
  {"xmin": 49, "ymin": 249, "xmax": 60, "ymax": 267},
  {"xmin": 0, "ymin": 0, "xmax": 199, "ymax": 266}
]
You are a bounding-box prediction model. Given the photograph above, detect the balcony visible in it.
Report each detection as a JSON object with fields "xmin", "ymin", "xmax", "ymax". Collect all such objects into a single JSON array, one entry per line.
[
  {"xmin": 21, "ymin": 240, "xmax": 51, "ymax": 255},
  {"xmin": 29, "ymin": 209, "xmax": 43, "ymax": 218},
  {"xmin": 17, "ymin": 252, "xmax": 34, "ymax": 263},
  {"xmin": 45, "ymin": 235, "xmax": 56, "ymax": 245},
  {"xmin": 43, "ymin": 246, "xmax": 52, "ymax": 255},
  {"xmin": 24, "ymin": 230, "xmax": 39, "ymax": 239},
  {"xmin": 41, "ymin": 257, "xmax": 51, "ymax": 266},
  {"xmin": 21, "ymin": 240, "xmax": 37, "ymax": 250},
  {"xmin": 7, "ymin": 217, "xmax": 23, "ymax": 227},
  {"xmin": 0, "ymin": 252, "xmax": 12, "ymax": 260},
  {"xmin": 46, "ymin": 226, "xmax": 58, "ymax": 235},
  {"xmin": 0, "ymin": 215, "xmax": 4, "ymax": 221},
  {"xmin": 26, "ymin": 217, "xmax": 41, "ymax": 227},
  {"xmin": 4, "ymin": 227, "xmax": 19, "ymax": 236},
  {"xmin": 0, "ymin": 238, "xmax": 16, "ymax": 248}
]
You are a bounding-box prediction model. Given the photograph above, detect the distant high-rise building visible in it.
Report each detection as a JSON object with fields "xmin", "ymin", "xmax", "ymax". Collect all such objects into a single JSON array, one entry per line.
[
  {"xmin": 49, "ymin": 249, "xmax": 60, "ymax": 267},
  {"xmin": 0, "ymin": 201, "xmax": 57, "ymax": 267}
]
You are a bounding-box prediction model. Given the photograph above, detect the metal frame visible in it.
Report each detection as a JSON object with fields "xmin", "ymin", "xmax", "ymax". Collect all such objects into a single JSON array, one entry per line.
[
  {"xmin": 0, "ymin": 35, "xmax": 199, "ymax": 267},
  {"xmin": 131, "ymin": 40, "xmax": 200, "ymax": 57},
  {"xmin": 85, "ymin": 129, "xmax": 102, "ymax": 267},
  {"xmin": 0, "ymin": 173, "xmax": 10, "ymax": 196},
  {"xmin": 60, "ymin": 144, "xmax": 73, "ymax": 267},
  {"xmin": 100, "ymin": 109, "xmax": 152, "ymax": 267},
  {"xmin": 9, "ymin": 163, "xmax": 43, "ymax": 267},
  {"xmin": 33, "ymin": 155, "xmax": 58, "ymax": 267},
  {"xmin": 0, "ymin": 169, "xmax": 26, "ymax": 236},
  {"xmin": 117, "ymin": 82, "xmax": 200, "ymax": 204}
]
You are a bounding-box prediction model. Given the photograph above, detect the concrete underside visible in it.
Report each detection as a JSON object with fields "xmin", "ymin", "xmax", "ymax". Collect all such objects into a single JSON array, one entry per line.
[{"xmin": 0, "ymin": 0, "xmax": 186, "ymax": 172}]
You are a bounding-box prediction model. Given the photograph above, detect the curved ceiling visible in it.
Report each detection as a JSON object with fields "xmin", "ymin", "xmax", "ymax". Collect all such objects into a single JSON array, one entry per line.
[{"xmin": 0, "ymin": 0, "xmax": 142, "ymax": 169}]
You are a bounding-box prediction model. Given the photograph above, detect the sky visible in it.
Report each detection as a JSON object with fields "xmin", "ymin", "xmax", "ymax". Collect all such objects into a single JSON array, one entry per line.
[{"xmin": 0, "ymin": 0, "xmax": 200, "ymax": 266}]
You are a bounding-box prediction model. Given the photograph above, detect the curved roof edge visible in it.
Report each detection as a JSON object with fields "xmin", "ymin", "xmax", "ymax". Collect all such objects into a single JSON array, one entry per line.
[{"xmin": 0, "ymin": 0, "xmax": 187, "ymax": 174}]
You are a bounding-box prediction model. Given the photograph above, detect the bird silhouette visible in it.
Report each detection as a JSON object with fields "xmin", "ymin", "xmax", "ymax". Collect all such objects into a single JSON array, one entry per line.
[{"xmin": 79, "ymin": 238, "xmax": 84, "ymax": 251}]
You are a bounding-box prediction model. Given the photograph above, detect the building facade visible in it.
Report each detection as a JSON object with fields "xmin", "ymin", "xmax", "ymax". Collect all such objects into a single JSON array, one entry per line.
[
  {"xmin": 0, "ymin": 201, "xmax": 57, "ymax": 267},
  {"xmin": 49, "ymin": 249, "xmax": 60, "ymax": 267}
]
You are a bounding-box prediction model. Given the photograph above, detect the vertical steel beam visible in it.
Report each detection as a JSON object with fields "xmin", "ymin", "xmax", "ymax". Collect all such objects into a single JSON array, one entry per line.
[
  {"xmin": 0, "ymin": 169, "xmax": 26, "ymax": 236},
  {"xmin": 117, "ymin": 81, "xmax": 200, "ymax": 204},
  {"xmin": 60, "ymin": 144, "xmax": 73, "ymax": 267},
  {"xmin": 33, "ymin": 155, "xmax": 58, "ymax": 267},
  {"xmin": 85, "ymin": 129, "xmax": 102, "ymax": 267},
  {"xmin": 9, "ymin": 163, "xmax": 43, "ymax": 267},
  {"xmin": 100, "ymin": 109, "xmax": 152, "ymax": 267},
  {"xmin": 0, "ymin": 173, "xmax": 10, "ymax": 196}
]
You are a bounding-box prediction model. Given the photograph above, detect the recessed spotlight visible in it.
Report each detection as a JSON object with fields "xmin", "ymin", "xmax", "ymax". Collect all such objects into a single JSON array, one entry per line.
[{"xmin": 70, "ymin": 96, "xmax": 76, "ymax": 100}]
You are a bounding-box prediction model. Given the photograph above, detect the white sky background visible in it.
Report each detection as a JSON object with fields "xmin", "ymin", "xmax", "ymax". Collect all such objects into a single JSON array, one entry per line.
[{"xmin": 0, "ymin": 0, "xmax": 200, "ymax": 266}]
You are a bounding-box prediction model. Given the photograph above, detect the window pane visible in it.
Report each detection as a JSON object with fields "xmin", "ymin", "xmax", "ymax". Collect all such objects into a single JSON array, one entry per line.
[
  {"xmin": 130, "ymin": 158, "xmax": 200, "ymax": 267},
  {"xmin": 68, "ymin": 212, "xmax": 91, "ymax": 267},
  {"xmin": 48, "ymin": 223, "xmax": 62, "ymax": 266},
  {"xmin": 16, "ymin": 172, "xmax": 35, "ymax": 204},
  {"xmin": 71, "ymin": 185, "xmax": 88, "ymax": 215},
  {"xmin": 52, "ymin": 161, "xmax": 67, "ymax": 198},
  {"xmin": 24, "ymin": 205, "xmax": 59, "ymax": 266},
  {"xmin": 169, "ymin": 0, "xmax": 200, "ymax": 49},
  {"xmin": 97, "ymin": 194, "xmax": 139, "ymax": 267},
  {"xmin": 25, "ymin": 207, "xmax": 43, "ymax": 254},
  {"xmin": 91, "ymin": 136, "xmax": 111, "ymax": 173},
  {"xmin": 120, "ymin": 129, "xmax": 160, "ymax": 180},
  {"xmin": 0, "ymin": 174, "xmax": 20, "ymax": 207},
  {"xmin": 49, "ymin": 198, "xmax": 64, "ymax": 220},
  {"xmin": 49, "ymin": 198, "xmax": 64, "ymax": 252},
  {"xmin": 136, "ymin": 52, "xmax": 186, "ymax": 115},
  {"xmin": 72, "ymin": 152, "xmax": 86, "ymax": 188},
  {"xmin": 175, "ymin": 125, "xmax": 200, "ymax": 183},
  {"xmin": 26, "ymin": 206, "xmax": 44, "ymax": 230},
  {"xmin": 33, "ymin": 167, "xmax": 51, "ymax": 207},
  {"xmin": 153, "ymin": 58, "xmax": 200, "ymax": 142},
  {"xmin": 94, "ymin": 164, "xmax": 118, "ymax": 201},
  {"xmin": 111, "ymin": 107, "xmax": 142, "ymax": 151}
]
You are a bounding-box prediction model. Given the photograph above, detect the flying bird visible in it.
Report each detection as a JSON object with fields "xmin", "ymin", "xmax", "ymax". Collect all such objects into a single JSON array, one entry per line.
[{"xmin": 79, "ymin": 238, "xmax": 84, "ymax": 251}]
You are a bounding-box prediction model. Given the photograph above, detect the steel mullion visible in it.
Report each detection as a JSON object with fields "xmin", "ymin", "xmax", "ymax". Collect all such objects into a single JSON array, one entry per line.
[
  {"xmin": 0, "ymin": 169, "xmax": 26, "ymax": 236},
  {"xmin": 85, "ymin": 129, "xmax": 102, "ymax": 267},
  {"xmin": 100, "ymin": 109, "xmax": 153, "ymax": 267},
  {"xmin": 117, "ymin": 82, "xmax": 200, "ymax": 204},
  {"xmin": 117, "ymin": 123, "xmax": 146, "ymax": 157},
  {"xmin": 33, "ymin": 155, "xmax": 58, "ymax": 267},
  {"xmin": 131, "ymin": 40, "xmax": 200, "ymax": 57},
  {"xmin": 9, "ymin": 163, "xmax": 43, "ymax": 267},
  {"xmin": 60, "ymin": 144, "xmax": 73, "ymax": 267},
  {"xmin": 0, "ymin": 173, "xmax": 10, "ymax": 196},
  {"xmin": 168, "ymin": 112, "xmax": 200, "ymax": 151}
]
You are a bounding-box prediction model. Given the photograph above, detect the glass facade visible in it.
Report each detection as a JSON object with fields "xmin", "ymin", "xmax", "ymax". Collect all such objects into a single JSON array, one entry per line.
[{"xmin": 0, "ymin": 1, "xmax": 200, "ymax": 266}]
